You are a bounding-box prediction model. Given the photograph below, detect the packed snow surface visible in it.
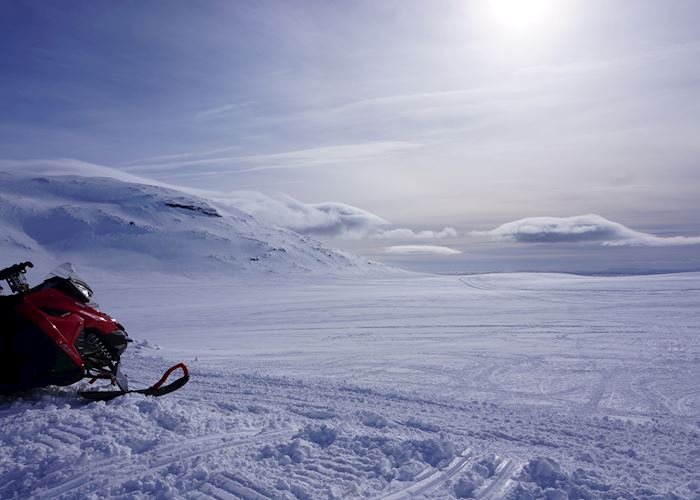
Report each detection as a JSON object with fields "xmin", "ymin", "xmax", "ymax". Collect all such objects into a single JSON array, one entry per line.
[{"xmin": 1, "ymin": 270, "xmax": 698, "ymax": 499}]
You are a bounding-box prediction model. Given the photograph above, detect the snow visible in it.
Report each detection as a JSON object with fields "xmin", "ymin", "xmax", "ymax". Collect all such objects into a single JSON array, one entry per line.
[
  {"xmin": 1, "ymin": 171, "xmax": 699, "ymax": 498},
  {"xmin": 0, "ymin": 171, "xmax": 387, "ymax": 276}
]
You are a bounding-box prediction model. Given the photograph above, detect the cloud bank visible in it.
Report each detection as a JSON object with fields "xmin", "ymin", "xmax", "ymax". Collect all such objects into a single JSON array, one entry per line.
[
  {"xmin": 477, "ymin": 214, "xmax": 700, "ymax": 247},
  {"xmin": 215, "ymin": 192, "xmax": 389, "ymax": 237},
  {"xmin": 216, "ymin": 191, "xmax": 458, "ymax": 240},
  {"xmin": 384, "ymin": 245, "xmax": 462, "ymax": 255}
]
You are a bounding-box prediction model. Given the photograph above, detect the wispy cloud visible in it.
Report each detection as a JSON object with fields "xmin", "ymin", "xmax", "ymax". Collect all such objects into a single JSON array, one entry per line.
[
  {"xmin": 476, "ymin": 214, "xmax": 700, "ymax": 247},
  {"xmin": 0, "ymin": 158, "xmax": 154, "ymax": 185},
  {"xmin": 119, "ymin": 146, "xmax": 242, "ymax": 168},
  {"xmin": 195, "ymin": 101, "xmax": 255, "ymax": 120},
  {"xmin": 122, "ymin": 141, "xmax": 424, "ymax": 174},
  {"xmin": 234, "ymin": 141, "xmax": 423, "ymax": 171},
  {"xmin": 384, "ymin": 245, "xmax": 462, "ymax": 255}
]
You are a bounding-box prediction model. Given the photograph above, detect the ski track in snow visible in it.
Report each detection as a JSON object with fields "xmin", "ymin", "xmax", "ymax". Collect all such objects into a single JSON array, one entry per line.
[
  {"xmin": 38, "ymin": 428, "xmax": 296, "ymax": 498},
  {"xmin": 1, "ymin": 271, "xmax": 699, "ymax": 498}
]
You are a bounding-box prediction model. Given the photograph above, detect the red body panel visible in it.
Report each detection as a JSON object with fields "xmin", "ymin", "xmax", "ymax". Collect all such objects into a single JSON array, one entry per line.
[{"xmin": 16, "ymin": 289, "xmax": 121, "ymax": 370}]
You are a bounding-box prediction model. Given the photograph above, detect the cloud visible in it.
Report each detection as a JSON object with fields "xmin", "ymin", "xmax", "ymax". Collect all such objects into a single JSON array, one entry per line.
[
  {"xmin": 369, "ymin": 227, "xmax": 458, "ymax": 239},
  {"xmin": 121, "ymin": 141, "xmax": 425, "ymax": 174},
  {"xmin": 215, "ymin": 191, "xmax": 389, "ymax": 237},
  {"xmin": 195, "ymin": 101, "xmax": 255, "ymax": 120},
  {"xmin": 0, "ymin": 158, "xmax": 157, "ymax": 185},
  {"xmin": 476, "ymin": 214, "xmax": 700, "ymax": 247},
  {"xmin": 384, "ymin": 245, "xmax": 462, "ymax": 255},
  {"xmin": 119, "ymin": 146, "xmax": 241, "ymax": 167},
  {"xmin": 0, "ymin": 158, "xmax": 457, "ymax": 242},
  {"xmin": 214, "ymin": 191, "xmax": 458, "ymax": 240},
  {"xmin": 234, "ymin": 141, "xmax": 424, "ymax": 173}
]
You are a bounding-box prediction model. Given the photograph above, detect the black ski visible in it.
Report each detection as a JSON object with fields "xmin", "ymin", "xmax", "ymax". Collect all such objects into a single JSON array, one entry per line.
[{"xmin": 80, "ymin": 363, "xmax": 189, "ymax": 401}]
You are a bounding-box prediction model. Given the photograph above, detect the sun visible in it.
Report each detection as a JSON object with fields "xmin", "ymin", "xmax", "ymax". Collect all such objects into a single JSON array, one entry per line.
[{"xmin": 487, "ymin": 0, "xmax": 555, "ymax": 30}]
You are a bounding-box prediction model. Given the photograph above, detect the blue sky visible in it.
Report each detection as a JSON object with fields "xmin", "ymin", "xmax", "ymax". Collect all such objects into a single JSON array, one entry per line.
[{"xmin": 2, "ymin": 0, "xmax": 700, "ymax": 273}]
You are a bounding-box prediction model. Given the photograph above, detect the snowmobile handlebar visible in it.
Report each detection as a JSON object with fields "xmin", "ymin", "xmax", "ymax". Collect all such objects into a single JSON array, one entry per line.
[
  {"xmin": 0, "ymin": 261, "xmax": 34, "ymax": 294},
  {"xmin": 0, "ymin": 261, "xmax": 34, "ymax": 282}
]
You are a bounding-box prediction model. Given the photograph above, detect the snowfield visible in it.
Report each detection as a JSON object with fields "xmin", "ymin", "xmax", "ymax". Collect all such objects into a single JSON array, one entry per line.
[
  {"xmin": 0, "ymin": 170, "xmax": 699, "ymax": 498},
  {"xmin": 1, "ymin": 271, "xmax": 699, "ymax": 499}
]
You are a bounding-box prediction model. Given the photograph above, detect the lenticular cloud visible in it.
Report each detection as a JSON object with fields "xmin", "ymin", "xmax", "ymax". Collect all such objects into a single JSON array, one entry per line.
[
  {"xmin": 477, "ymin": 214, "xmax": 700, "ymax": 247},
  {"xmin": 384, "ymin": 245, "xmax": 462, "ymax": 255},
  {"xmin": 369, "ymin": 227, "xmax": 458, "ymax": 240}
]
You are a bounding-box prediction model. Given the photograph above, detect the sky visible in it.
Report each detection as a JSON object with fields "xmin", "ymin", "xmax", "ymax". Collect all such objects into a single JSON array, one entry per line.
[{"xmin": 1, "ymin": 0, "xmax": 699, "ymax": 273}]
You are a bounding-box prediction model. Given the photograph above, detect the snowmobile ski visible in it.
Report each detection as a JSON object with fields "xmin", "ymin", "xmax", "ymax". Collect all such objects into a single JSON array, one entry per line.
[{"xmin": 79, "ymin": 363, "xmax": 190, "ymax": 401}]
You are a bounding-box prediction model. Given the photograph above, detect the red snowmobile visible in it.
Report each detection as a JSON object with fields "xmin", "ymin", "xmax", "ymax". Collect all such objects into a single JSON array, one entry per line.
[{"xmin": 0, "ymin": 261, "xmax": 189, "ymax": 401}]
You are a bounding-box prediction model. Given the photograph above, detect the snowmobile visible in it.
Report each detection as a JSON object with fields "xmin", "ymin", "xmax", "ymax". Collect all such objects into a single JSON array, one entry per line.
[{"xmin": 0, "ymin": 261, "xmax": 189, "ymax": 401}]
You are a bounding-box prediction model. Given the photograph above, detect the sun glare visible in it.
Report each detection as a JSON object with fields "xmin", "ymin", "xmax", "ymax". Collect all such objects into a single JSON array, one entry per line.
[{"xmin": 488, "ymin": 0, "xmax": 555, "ymax": 30}]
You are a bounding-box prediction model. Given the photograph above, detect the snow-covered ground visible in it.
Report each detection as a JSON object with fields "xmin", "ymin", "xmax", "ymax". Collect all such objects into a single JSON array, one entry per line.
[
  {"xmin": 1, "ymin": 270, "xmax": 698, "ymax": 499},
  {"xmin": 1, "ymin": 170, "xmax": 698, "ymax": 498}
]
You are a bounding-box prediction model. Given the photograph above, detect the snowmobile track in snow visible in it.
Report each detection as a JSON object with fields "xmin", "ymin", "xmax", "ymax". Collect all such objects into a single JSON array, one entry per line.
[
  {"xmin": 376, "ymin": 451, "xmax": 522, "ymax": 499},
  {"xmin": 474, "ymin": 458, "xmax": 524, "ymax": 499},
  {"xmin": 377, "ymin": 450, "xmax": 476, "ymax": 499},
  {"xmin": 37, "ymin": 428, "xmax": 296, "ymax": 498}
]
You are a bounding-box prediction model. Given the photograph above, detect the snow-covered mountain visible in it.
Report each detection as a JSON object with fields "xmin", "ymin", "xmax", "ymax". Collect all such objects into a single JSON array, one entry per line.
[{"xmin": 0, "ymin": 170, "xmax": 382, "ymax": 275}]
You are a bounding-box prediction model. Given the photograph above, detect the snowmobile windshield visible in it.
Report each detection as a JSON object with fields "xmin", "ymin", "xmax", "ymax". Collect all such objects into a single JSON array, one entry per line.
[{"xmin": 45, "ymin": 263, "xmax": 94, "ymax": 301}]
